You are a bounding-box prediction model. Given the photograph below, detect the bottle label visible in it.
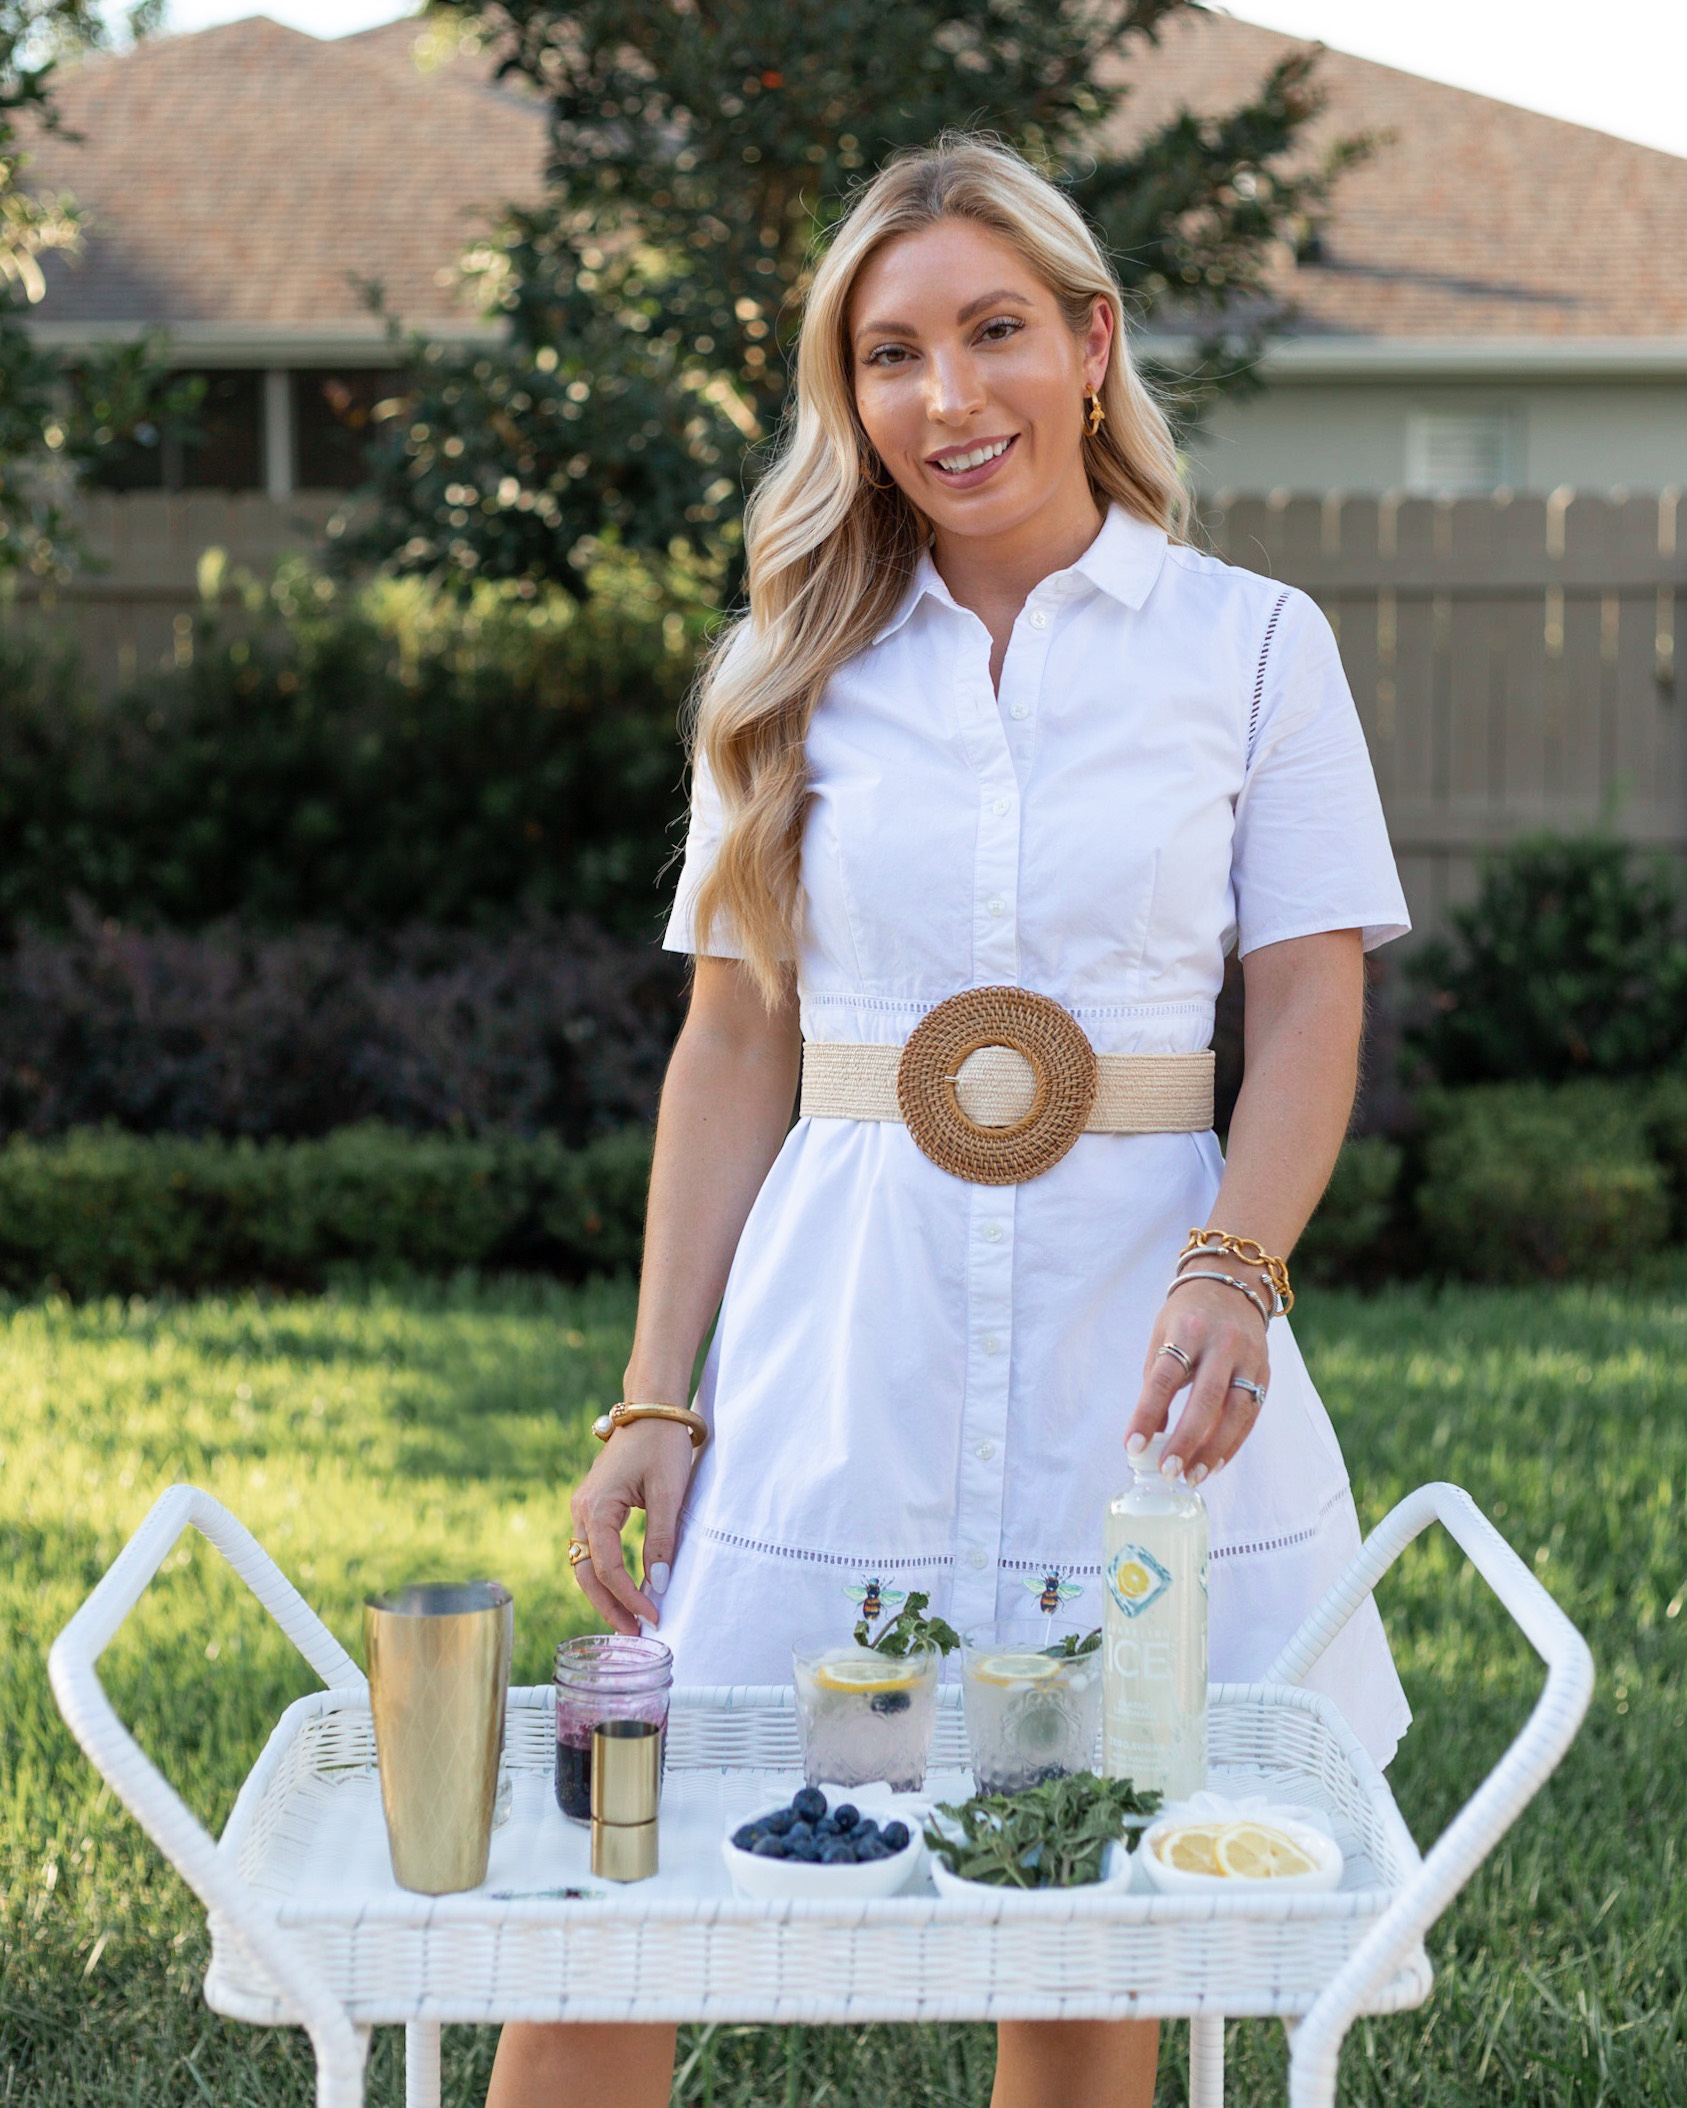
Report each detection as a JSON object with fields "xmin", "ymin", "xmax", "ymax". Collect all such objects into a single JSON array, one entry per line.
[{"xmin": 1105, "ymin": 1543, "xmax": 1173, "ymax": 1620}]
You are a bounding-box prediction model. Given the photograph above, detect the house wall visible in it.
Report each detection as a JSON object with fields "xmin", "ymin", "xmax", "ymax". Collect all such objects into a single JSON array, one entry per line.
[{"xmin": 1186, "ymin": 380, "xmax": 1687, "ymax": 498}]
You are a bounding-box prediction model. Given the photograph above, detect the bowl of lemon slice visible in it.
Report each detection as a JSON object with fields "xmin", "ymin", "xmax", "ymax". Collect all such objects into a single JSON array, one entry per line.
[{"xmin": 1140, "ymin": 1796, "xmax": 1343, "ymax": 1895}]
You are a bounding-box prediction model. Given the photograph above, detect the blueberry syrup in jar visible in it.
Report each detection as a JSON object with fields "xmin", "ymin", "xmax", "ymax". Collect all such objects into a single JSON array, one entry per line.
[{"xmin": 553, "ymin": 1634, "xmax": 673, "ymax": 1823}]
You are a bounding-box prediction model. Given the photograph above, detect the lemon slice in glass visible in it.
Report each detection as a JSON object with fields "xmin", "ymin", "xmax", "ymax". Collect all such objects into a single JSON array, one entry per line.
[
  {"xmin": 1155, "ymin": 1823, "xmax": 1225, "ymax": 1876},
  {"xmin": 969, "ymin": 1650, "xmax": 1065, "ymax": 1687},
  {"xmin": 812, "ymin": 1654, "xmax": 920, "ymax": 1694},
  {"xmin": 1214, "ymin": 1822, "xmax": 1318, "ymax": 1880}
]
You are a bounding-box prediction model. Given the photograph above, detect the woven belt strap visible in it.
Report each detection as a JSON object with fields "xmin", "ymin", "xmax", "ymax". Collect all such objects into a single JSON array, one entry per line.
[{"xmin": 800, "ymin": 1042, "xmax": 1214, "ymax": 1134}]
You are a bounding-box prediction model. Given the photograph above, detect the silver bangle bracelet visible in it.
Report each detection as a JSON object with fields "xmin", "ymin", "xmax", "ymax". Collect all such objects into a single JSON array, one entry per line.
[
  {"xmin": 1165, "ymin": 1268, "xmax": 1272, "ymax": 1329},
  {"xmin": 1175, "ymin": 1250, "xmax": 1286, "ymax": 1318}
]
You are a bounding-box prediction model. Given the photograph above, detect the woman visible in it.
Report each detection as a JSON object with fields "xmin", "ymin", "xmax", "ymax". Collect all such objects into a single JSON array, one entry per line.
[{"xmin": 490, "ymin": 134, "xmax": 1410, "ymax": 2108}]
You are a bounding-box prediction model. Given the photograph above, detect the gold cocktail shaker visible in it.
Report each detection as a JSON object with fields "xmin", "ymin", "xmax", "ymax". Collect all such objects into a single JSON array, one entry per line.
[
  {"xmin": 365, "ymin": 1581, "xmax": 512, "ymax": 1895},
  {"xmin": 590, "ymin": 1719, "xmax": 661, "ymax": 1881}
]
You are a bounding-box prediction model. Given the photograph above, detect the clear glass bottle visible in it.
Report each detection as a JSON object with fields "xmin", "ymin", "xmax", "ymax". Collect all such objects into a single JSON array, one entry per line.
[
  {"xmin": 1102, "ymin": 1431, "xmax": 1208, "ymax": 1799},
  {"xmin": 553, "ymin": 1634, "xmax": 672, "ymax": 1824}
]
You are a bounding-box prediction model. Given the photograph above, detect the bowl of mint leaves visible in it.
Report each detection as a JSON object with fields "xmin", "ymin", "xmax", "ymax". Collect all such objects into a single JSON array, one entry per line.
[{"xmin": 924, "ymin": 1772, "xmax": 1162, "ymax": 1896}]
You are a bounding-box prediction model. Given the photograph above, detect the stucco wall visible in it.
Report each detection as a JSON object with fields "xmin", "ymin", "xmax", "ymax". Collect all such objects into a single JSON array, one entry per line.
[{"xmin": 1185, "ymin": 380, "xmax": 1687, "ymax": 496}]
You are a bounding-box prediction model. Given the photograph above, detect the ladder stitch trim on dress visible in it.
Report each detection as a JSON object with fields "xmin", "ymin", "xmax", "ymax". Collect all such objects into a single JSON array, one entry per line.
[
  {"xmin": 699, "ymin": 1526, "xmax": 952, "ymax": 1571},
  {"xmin": 1248, "ymin": 588, "xmax": 1293, "ymax": 757},
  {"xmin": 1208, "ymin": 1483, "xmax": 1350, "ymax": 1564}
]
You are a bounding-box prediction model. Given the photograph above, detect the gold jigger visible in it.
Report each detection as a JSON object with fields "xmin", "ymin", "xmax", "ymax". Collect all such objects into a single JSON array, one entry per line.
[
  {"xmin": 590, "ymin": 1719, "xmax": 661, "ymax": 1882},
  {"xmin": 365, "ymin": 1582, "xmax": 512, "ymax": 1895}
]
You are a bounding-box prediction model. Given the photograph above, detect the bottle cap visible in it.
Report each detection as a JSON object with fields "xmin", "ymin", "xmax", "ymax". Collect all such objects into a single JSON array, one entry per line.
[{"xmin": 1134, "ymin": 1430, "xmax": 1170, "ymax": 1477}]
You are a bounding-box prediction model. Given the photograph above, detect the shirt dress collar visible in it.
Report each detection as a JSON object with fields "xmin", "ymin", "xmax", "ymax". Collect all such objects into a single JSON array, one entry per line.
[{"xmin": 871, "ymin": 501, "xmax": 1169, "ymax": 645}]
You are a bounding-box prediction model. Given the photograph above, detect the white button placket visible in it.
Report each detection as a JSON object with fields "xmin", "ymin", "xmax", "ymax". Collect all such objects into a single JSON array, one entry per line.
[{"xmin": 947, "ymin": 597, "xmax": 1056, "ymax": 1638}]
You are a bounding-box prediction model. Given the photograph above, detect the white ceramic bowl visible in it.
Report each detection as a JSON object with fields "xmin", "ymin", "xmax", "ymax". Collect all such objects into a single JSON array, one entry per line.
[
  {"xmin": 927, "ymin": 1834, "xmax": 1135, "ymax": 1899},
  {"xmin": 721, "ymin": 1821, "xmax": 924, "ymax": 1900},
  {"xmin": 1138, "ymin": 1809, "xmax": 1343, "ymax": 1896}
]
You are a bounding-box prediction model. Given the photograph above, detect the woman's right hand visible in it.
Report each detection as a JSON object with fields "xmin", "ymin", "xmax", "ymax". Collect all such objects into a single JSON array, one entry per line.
[{"xmin": 569, "ymin": 1420, "xmax": 696, "ymax": 1634}]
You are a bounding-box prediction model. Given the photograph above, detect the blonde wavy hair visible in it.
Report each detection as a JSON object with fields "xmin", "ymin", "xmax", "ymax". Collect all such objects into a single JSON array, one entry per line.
[{"xmin": 687, "ymin": 132, "xmax": 1192, "ymax": 1002}]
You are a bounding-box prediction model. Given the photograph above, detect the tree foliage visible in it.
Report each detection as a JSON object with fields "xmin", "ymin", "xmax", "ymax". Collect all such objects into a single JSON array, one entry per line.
[
  {"xmin": 348, "ymin": 0, "xmax": 1376, "ymax": 592},
  {"xmin": 0, "ymin": 0, "xmax": 184, "ymax": 576}
]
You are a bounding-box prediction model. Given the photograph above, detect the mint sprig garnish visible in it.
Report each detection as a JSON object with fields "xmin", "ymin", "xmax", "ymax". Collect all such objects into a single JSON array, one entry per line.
[
  {"xmin": 1043, "ymin": 1628, "xmax": 1102, "ymax": 1659},
  {"xmin": 923, "ymin": 1772, "xmax": 1162, "ymax": 1890},
  {"xmin": 852, "ymin": 1589, "xmax": 960, "ymax": 1657}
]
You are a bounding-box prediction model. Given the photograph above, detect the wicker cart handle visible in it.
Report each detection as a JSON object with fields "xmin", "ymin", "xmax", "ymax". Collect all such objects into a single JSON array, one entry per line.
[
  {"xmin": 1270, "ymin": 1482, "xmax": 1594, "ymax": 2108},
  {"xmin": 47, "ymin": 1484, "xmax": 369, "ymax": 2108}
]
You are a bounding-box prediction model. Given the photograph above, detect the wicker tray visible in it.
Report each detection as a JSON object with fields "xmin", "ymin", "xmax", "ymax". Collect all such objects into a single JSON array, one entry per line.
[{"xmin": 50, "ymin": 1484, "xmax": 1593, "ymax": 2108}]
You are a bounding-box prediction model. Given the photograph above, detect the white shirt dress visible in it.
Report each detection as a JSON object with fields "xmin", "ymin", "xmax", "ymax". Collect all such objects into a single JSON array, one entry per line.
[{"xmin": 657, "ymin": 502, "xmax": 1413, "ymax": 1767}]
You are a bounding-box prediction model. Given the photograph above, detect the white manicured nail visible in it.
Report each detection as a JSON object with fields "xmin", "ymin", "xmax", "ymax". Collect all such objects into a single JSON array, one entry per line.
[
  {"xmin": 1188, "ymin": 1463, "xmax": 1209, "ymax": 1487},
  {"xmin": 1125, "ymin": 1433, "xmax": 1146, "ymax": 1458},
  {"xmin": 1161, "ymin": 1453, "xmax": 1183, "ymax": 1480},
  {"xmin": 647, "ymin": 1561, "xmax": 670, "ymax": 1595}
]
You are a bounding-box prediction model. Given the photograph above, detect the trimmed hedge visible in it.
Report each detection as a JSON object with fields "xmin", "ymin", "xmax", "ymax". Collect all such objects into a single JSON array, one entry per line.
[
  {"xmin": 0, "ymin": 1123, "xmax": 652, "ymax": 1297},
  {"xmin": 1295, "ymin": 1136, "xmax": 1404, "ymax": 1285},
  {"xmin": 1415, "ymin": 1081, "xmax": 1669, "ymax": 1284}
]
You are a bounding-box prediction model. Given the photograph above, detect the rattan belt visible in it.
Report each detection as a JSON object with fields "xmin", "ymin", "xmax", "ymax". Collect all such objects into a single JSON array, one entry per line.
[{"xmin": 799, "ymin": 985, "xmax": 1214, "ymax": 1186}]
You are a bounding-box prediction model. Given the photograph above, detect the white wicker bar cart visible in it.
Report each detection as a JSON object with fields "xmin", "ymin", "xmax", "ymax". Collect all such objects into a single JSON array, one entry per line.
[{"xmin": 49, "ymin": 1482, "xmax": 1592, "ymax": 2108}]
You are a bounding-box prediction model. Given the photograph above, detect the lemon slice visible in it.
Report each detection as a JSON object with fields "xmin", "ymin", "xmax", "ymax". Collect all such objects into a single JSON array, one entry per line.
[
  {"xmin": 1214, "ymin": 1822, "xmax": 1318, "ymax": 1880},
  {"xmin": 969, "ymin": 1651, "xmax": 1064, "ymax": 1687},
  {"xmin": 812, "ymin": 1655, "xmax": 919, "ymax": 1694},
  {"xmin": 1156, "ymin": 1823, "xmax": 1225, "ymax": 1876}
]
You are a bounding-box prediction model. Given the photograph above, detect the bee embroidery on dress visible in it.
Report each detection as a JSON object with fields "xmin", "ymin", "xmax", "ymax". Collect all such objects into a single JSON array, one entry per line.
[
  {"xmin": 1022, "ymin": 1570, "xmax": 1083, "ymax": 1615},
  {"xmin": 844, "ymin": 1577, "xmax": 907, "ymax": 1623}
]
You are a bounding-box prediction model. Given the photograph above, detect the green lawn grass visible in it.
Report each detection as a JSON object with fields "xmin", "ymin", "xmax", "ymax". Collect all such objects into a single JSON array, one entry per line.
[{"xmin": 2, "ymin": 1273, "xmax": 1683, "ymax": 2105}]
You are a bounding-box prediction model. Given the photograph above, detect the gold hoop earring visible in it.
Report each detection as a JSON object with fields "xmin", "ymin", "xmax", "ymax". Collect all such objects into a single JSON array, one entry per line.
[
  {"xmin": 859, "ymin": 446, "xmax": 895, "ymax": 492},
  {"xmin": 1084, "ymin": 390, "xmax": 1106, "ymax": 438}
]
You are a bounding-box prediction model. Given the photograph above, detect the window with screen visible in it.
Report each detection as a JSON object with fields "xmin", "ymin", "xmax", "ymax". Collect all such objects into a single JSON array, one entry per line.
[{"xmin": 1404, "ymin": 408, "xmax": 1522, "ymax": 495}]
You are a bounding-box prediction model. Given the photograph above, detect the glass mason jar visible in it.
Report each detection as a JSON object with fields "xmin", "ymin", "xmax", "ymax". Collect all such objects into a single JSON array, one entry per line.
[{"xmin": 553, "ymin": 1634, "xmax": 673, "ymax": 1824}]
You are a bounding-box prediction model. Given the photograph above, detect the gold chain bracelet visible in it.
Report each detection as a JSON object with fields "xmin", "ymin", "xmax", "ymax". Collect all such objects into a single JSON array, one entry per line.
[
  {"xmin": 1178, "ymin": 1228, "xmax": 1294, "ymax": 1315},
  {"xmin": 591, "ymin": 1400, "xmax": 710, "ymax": 1450}
]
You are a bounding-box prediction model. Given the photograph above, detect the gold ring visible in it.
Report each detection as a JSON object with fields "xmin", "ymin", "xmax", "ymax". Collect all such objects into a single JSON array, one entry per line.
[{"xmin": 567, "ymin": 1540, "xmax": 591, "ymax": 1569}]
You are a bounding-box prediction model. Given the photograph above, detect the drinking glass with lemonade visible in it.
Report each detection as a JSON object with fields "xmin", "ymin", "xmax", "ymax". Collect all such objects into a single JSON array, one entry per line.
[
  {"xmin": 792, "ymin": 1636, "xmax": 942, "ymax": 1790},
  {"xmin": 959, "ymin": 1620, "xmax": 1104, "ymax": 1793}
]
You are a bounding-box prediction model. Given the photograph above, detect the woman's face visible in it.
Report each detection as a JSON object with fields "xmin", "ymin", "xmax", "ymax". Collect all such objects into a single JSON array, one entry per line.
[{"xmin": 849, "ymin": 217, "xmax": 1112, "ymax": 545}]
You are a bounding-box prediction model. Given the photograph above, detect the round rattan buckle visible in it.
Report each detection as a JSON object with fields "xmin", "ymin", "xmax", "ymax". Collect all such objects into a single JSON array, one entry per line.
[{"xmin": 895, "ymin": 986, "xmax": 1098, "ymax": 1186}]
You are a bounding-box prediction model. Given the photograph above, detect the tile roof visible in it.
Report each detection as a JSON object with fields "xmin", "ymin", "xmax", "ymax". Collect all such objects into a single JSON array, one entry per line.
[
  {"xmin": 18, "ymin": 14, "xmax": 547, "ymax": 340},
  {"xmin": 1108, "ymin": 9, "xmax": 1687, "ymax": 341},
  {"xmin": 15, "ymin": 8, "xmax": 1687, "ymax": 350}
]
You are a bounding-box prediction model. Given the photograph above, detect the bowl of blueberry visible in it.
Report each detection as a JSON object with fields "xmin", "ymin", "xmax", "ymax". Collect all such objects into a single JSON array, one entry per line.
[{"xmin": 722, "ymin": 1786, "xmax": 924, "ymax": 1899}]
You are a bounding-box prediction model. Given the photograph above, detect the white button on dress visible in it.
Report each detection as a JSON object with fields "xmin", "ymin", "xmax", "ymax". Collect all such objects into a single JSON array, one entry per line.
[{"xmin": 659, "ymin": 504, "xmax": 1413, "ymax": 1765}]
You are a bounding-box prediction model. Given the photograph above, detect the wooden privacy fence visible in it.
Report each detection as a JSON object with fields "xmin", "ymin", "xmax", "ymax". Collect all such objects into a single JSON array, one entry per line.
[
  {"xmin": 6, "ymin": 486, "xmax": 1685, "ymax": 937},
  {"xmin": 1203, "ymin": 489, "xmax": 1685, "ymax": 935}
]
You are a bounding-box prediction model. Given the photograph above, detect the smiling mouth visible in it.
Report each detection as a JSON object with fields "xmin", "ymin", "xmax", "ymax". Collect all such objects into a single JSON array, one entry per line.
[{"xmin": 928, "ymin": 434, "xmax": 1017, "ymax": 476}]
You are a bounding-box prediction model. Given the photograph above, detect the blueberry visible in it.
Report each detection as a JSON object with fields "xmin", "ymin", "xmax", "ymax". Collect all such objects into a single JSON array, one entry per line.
[
  {"xmin": 763, "ymin": 1807, "xmax": 796, "ymax": 1835},
  {"xmin": 814, "ymin": 1815, "xmax": 840, "ymax": 1838},
  {"xmin": 785, "ymin": 1834, "xmax": 822, "ymax": 1862},
  {"xmin": 870, "ymin": 1690, "xmax": 911, "ymax": 1716},
  {"xmin": 731, "ymin": 1823, "xmax": 765, "ymax": 1852},
  {"xmin": 833, "ymin": 1804, "xmax": 860, "ymax": 1833},
  {"xmin": 880, "ymin": 1821, "xmax": 910, "ymax": 1853},
  {"xmin": 752, "ymin": 1834, "xmax": 788, "ymax": 1858},
  {"xmin": 851, "ymin": 1819, "xmax": 880, "ymax": 1846},
  {"xmin": 785, "ymin": 1820, "xmax": 815, "ymax": 1846},
  {"xmin": 854, "ymin": 1836, "xmax": 891, "ymax": 1861},
  {"xmin": 818, "ymin": 1837, "xmax": 856, "ymax": 1864},
  {"xmin": 792, "ymin": 1787, "xmax": 828, "ymax": 1823}
]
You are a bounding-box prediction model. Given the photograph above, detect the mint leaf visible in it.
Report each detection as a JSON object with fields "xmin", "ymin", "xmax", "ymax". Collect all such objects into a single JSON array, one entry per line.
[
  {"xmin": 854, "ymin": 1589, "xmax": 961, "ymax": 1658},
  {"xmin": 923, "ymin": 1773, "xmax": 1162, "ymax": 1890}
]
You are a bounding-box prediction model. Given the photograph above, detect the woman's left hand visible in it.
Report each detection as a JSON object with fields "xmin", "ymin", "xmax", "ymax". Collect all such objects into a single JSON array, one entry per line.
[{"xmin": 1123, "ymin": 1276, "xmax": 1270, "ymax": 1486}]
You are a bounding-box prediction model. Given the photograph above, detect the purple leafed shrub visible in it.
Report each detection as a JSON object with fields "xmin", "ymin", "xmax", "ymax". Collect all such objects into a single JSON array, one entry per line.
[{"xmin": 0, "ymin": 907, "xmax": 686, "ymax": 1145}]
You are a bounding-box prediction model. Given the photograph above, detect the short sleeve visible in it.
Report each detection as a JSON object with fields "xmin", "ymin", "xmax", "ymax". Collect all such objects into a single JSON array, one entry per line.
[
  {"xmin": 1231, "ymin": 588, "xmax": 1410, "ymax": 956},
  {"xmin": 662, "ymin": 746, "xmax": 747, "ymax": 958}
]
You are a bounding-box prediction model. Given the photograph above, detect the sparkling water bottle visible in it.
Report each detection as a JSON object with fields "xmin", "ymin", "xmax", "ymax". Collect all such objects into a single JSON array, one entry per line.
[{"xmin": 1102, "ymin": 1430, "xmax": 1208, "ymax": 1798}]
